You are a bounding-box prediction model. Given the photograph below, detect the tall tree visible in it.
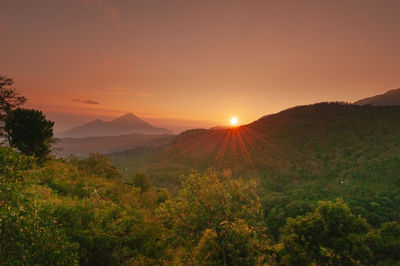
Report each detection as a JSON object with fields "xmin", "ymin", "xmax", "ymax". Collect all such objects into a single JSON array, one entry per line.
[
  {"xmin": 5, "ymin": 108, "xmax": 54, "ymax": 160},
  {"xmin": 0, "ymin": 75, "xmax": 26, "ymax": 139},
  {"xmin": 279, "ymin": 200, "xmax": 372, "ymax": 265},
  {"xmin": 158, "ymin": 171, "xmax": 268, "ymax": 265}
]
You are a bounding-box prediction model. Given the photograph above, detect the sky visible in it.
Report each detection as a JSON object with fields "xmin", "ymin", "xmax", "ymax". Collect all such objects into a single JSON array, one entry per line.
[{"xmin": 1, "ymin": 0, "xmax": 400, "ymax": 133}]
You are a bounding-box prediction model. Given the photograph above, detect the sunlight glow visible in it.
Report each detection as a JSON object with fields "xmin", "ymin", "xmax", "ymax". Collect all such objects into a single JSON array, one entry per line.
[{"xmin": 230, "ymin": 117, "xmax": 238, "ymax": 126}]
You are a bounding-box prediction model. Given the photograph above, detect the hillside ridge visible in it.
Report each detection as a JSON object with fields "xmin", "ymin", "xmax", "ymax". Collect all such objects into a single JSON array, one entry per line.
[{"xmin": 354, "ymin": 88, "xmax": 400, "ymax": 106}]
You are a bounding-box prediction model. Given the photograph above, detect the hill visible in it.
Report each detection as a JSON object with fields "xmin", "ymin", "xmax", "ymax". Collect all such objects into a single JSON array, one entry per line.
[
  {"xmin": 4, "ymin": 103, "xmax": 400, "ymax": 265},
  {"xmin": 354, "ymin": 88, "xmax": 400, "ymax": 105},
  {"xmin": 55, "ymin": 133, "xmax": 175, "ymax": 157},
  {"xmin": 58, "ymin": 113, "xmax": 173, "ymax": 137},
  {"xmin": 111, "ymin": 102, "xmax": 400, "ymax": 237},
  {"xmin": 131, "ymin": 102, "xmax": 400, "ymax": 172}
]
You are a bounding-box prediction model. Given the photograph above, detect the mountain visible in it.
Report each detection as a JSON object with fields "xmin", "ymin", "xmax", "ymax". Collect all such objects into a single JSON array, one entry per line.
[
  {"xmin": 55, "ymin": 133, "xmax": 174, "ymax": 157},
  {"xmin": 354, "ymin": 88, "xmax": 400, "ymax": 105},
  {"xmin": 58, "ymin": 113, "xmax": 174, "ymax": 137}
]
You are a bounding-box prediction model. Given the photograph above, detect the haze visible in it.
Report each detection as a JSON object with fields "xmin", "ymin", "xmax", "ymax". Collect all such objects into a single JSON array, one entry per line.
[{"xmin": 1, "ymin": 0, "xmax": 400, "ymax": 132}]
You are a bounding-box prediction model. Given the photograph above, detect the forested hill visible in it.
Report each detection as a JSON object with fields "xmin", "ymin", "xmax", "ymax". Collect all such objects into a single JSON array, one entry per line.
[
  {"xmin": 354, "ymin": 88, "xmax": 400, "ymax": 105},
  {"xmin": 3, "ymin": 102, "xmax": 400, "ymax": 265},
  {"xmin": 112, "ymin": 102, "xmax": 400, "ymax": 243},
  {"xmin": 115, "ymin": 102, "xmax": 400, "ymax": 177}
]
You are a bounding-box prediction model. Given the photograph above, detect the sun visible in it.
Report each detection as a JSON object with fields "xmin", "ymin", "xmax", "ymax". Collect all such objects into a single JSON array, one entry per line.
[{"xmin": 230, "ymin": 117, "xmax": 238, "ymax": 126}]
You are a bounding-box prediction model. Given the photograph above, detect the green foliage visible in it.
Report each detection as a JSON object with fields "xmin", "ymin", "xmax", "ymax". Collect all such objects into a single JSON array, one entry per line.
[
  {"xmin": 2, "ymin": 143, "xmax": 400, "ymax": 264},
  {"xmin": 70, "ymin": 153, "xmax": 121, "ymax": 179},
  {"xmin": 279, "ymin": 200, "xmax": 372, "ymax": 265},
  {"xmin": 112, "ymin": 103, "xmax": 400, "ymax": 239},
  {"xmin": 5, "ymin": 108, "xmax": 54, "ymax": 161},
  {"xmin": 158, "ymin": 171, "xmax": 268, "ymax": 264},
  {"xmin": 0, "ymin": 75, "xmax": 26, "ymax": 138},
  {"xmin": 0, "ymin": 145, "xmax": 169, "ymax": 265},
  {"xmin": 366, "ymin": 221, "xmax": 400, "ymax": 265},
  {"xmin": 0, "ymin": 147, "xmax": 78, "ymax": 265},
  {"xmin": 3, "ymin": 102, "xmax": 400, "ymax": 264},
  {"xmin": 195, "ymin": 219, "xmax": 265, "ymax": 265},
  {"xmin": 132, "ymin": 172, "xmax": 151, "ymax": 193},
  {"xmin": 32, "ymin": 157, "xmax": 164, "ymax": 265}
]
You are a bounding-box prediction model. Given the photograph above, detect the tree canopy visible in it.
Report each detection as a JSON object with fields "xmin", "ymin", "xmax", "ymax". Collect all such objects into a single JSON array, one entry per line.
[
  {"xmin": 279, "ymin": 200, "xmax": 372, "ymax": 265},
  {"xmin": 158, "ymin": 171, "xmax": 268, "ymax": 264},
  {"xmin": 0, "ymin": 75, "xmax": 26, "ymax": 139},
  {"xmin": 5, "ymin": 108, "xmax": 54, "ymax": 160}
]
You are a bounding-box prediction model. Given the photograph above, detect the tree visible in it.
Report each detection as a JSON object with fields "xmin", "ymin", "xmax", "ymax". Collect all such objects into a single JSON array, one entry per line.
[
  {"xmin": 158, "ymin": 170, "xmax": 268, "ymax": 264},
  {"xmin": 0, "ymin": 146, "xmax": 78, "ymax": 265},
  {"xmin": 5, "ymin": 108, "xmax": 54, "ymax": 160},
  {"xmin": 0, "ymin": 75, "xmax": 26, "ymax": 139},
  {"xmin": 70, "ymin": 153, "xmax": 121, "ymax": 179},
  {"xmin": 279, "ymin": 200, "xmax": 372, "ymax": 265},
  {"xmin": 366, "ymin": 221, "xmax": 400, "ymax": 264},
  {"xmin": 132, "ymin": 173, "xmax": 151, "ymax": 193}
]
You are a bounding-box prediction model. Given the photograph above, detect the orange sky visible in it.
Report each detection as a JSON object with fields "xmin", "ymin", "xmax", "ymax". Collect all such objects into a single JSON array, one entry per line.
[{"xmin": 1, "ymin": 0, "xmax": 400, "ymax": 133}]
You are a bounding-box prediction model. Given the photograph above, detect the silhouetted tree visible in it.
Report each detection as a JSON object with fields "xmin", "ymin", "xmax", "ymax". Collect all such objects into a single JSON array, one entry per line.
[
  {"xmin": 0, "ymin": 75, "xmax": 26, "ymax": 140},
  {"xmin": 5, "ymin": 108, "xmax": 54, "ymax": 160}
]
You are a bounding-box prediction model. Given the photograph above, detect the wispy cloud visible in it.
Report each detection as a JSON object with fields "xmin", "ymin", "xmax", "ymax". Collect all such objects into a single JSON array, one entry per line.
[
  {"xmin": 108, "ymin": 87, "xmax": 125, "ymax": 95},
  {"xmin": 135, "ymin": 91, "xmax": 153, "ymax": 97},
  {"xmin": 92, "ymin": 87, "xmax": 126, "ymax": 95},
  {"xmin": 91, "ymin": 88, "xmax": 152, "ymax": 97},
  {"xmin": 73, "ymin": 98, "xmax": 99, "ymax": 105}
]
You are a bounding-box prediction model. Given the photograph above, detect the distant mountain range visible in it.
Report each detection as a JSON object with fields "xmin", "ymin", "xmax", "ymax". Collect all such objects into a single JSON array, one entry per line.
[
  {"xmin": 55, "ymin": 133, "xmax": 174, "ymax": 157},
  {"xmin": 56, "ymin": 88, "xmax": 400, "ymax": 156},
  {"xmin": 354, "ymin": 88, "xmax": 400, "ymax": 105},
  {"xmin": 58, "ymin": 113, "xmax": 174, "ymax": 138}
]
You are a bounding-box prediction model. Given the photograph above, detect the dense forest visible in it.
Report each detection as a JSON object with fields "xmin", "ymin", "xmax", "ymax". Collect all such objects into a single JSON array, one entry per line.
[
  {"xmin": 2, "ymin": 148, "xmax": 400, "ymax": 265},
  {"xmin": 1, "ymin": 76, "xmax": 400, "ymax": 265}
]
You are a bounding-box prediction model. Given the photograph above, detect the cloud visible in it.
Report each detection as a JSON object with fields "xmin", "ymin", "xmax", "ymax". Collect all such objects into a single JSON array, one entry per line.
[
  {"xmin": 91, "ymin": 88, "xmax": 152, "ymax": 97},
  {"xmin": 73, "ymin": 98, "xmax": 99, "ymax": 105},
  {"xmin": 135, "ymin": 92, "xmax": 153, "ymax": 97},
  {"xmin": 92, "ymin": 87, "xmax": 126, "ymax": 95},
  {"xmin": 108, "ymin": 87, "xmax": 125, "ymax": 95},
  {"xmin": 80, "ymin": 0, "xmax": 119, "ymax": 23}
]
